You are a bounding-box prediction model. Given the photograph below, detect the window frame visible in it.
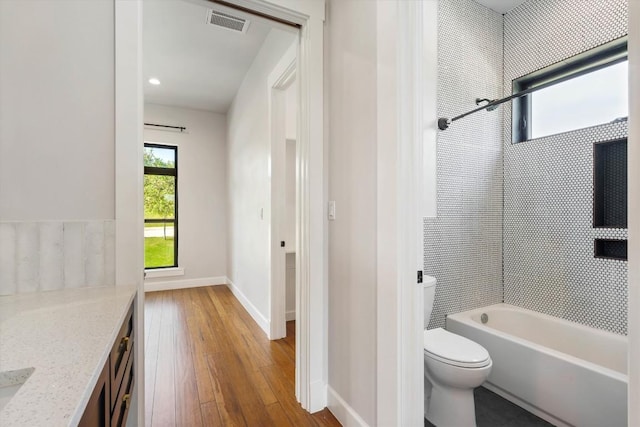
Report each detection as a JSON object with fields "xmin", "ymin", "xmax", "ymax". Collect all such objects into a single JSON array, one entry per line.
[
  {"xmin": 512, "ymin": 37, "xmax": 628, "ymax": 144},
  {"xmin": 143, "ymin": 142, "xmax": 178, "ymax": 269}
]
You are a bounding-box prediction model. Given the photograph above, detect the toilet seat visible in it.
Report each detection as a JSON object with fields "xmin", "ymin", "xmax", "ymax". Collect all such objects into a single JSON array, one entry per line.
[{"xmin": 424, "ymin": 328, "xmax": 490, "ymax": 368}]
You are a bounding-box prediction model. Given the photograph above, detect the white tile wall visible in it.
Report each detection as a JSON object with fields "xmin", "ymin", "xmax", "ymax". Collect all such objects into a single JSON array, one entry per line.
[
  {"xmin": 0, "ymin": 220, "xmax": 115, "ymax": 295},
  {"xmin": 503, "ymin": 0, "xmax": 628, "ymax": 335},
  {"xmin": 428, "ymin": 0, "xmax": 629, "ymax": 335},
  {"xmin": 424, "ymin": 0, "xmax": 504, "ymax": 329},
  {"xmin": 39, "ymin": 222, "xmax": 64, "ymax": 291},
  {"xmin": 0, "ymin": 224, "xmax": 17, "ymax": 293}
]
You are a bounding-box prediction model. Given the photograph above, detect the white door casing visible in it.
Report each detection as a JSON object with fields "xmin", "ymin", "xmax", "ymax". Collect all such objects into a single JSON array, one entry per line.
[
  {"xmin": 115, "ymin": 1, "xmax": 144, "ymax": 425},
  {"xmin": 376, "ymin": 1, "xmax": 438, "ymax": 425}
]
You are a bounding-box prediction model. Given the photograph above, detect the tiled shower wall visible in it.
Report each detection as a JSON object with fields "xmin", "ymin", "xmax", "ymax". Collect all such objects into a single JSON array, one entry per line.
[
  {"xmin": 503, "ymin": 0, "xmax": 629, "ymax": 335},
  {"xmin": 424, "ymin": 0, "xmax": 504, "ymax": 329},
  {"xmin": 0, "ymin": 221, "xmax": 115, "ymax": 295}
]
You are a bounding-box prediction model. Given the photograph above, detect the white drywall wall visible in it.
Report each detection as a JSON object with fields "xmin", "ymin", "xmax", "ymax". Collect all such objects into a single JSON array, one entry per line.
[
  {"xmin": 0, "ymin": 0, "xmax": 115, "ymax": 221},
  {"xmin": 285, "ymin": 140, "xmax": 296, "ymax": 316},
  {"xmin": 227, "ymin": 29, "xmax": 297, "ymax": 321},
  {"xmin": 284, "ymin": 79, "xmax": 297, "ymax": 318},
  {"xmin": 327, "ymin": 0, "xmax": 378, "ymax": 424},
  {"xmin": 143, "ymin": 104, "xmax": 227, "ymax": 283},
  {"xmin": 285, "ymin": 82, "xmax": 297, "ymax": 141},
  {"xmin": 285, "ymin": 252, "xmax": 295, "ymax": 319},
  {"xmin": 285, "ymin": 140, "xmax": 296, "ymax": 251},
  {"xmin": 284, "ymin": 81, "xmax": 297, "ymax": 252}
]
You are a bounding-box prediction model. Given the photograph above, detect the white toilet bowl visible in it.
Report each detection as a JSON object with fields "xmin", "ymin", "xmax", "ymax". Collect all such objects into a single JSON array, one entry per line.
[{"xmin": 424, "ymin": 327, "xmax": 492, "ymax": 427}]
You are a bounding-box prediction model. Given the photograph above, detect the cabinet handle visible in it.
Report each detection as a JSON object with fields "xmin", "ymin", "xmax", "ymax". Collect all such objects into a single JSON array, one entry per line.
[
  {"xmin": 120, "ymin": 336, "xmax": 131, "ymax": 352},
  {"xmin": 123, "ymin": 394, "xmax": 131, "ymax": 409}
]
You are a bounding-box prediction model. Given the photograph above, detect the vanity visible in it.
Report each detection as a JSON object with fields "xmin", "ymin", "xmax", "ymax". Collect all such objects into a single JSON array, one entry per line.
[{"xmin": 0, "ymin": 286, "xmax": 137, "ymax": 426}]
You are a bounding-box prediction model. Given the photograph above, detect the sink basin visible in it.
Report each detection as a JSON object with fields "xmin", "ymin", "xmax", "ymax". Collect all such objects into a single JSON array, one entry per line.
[{"xmin": 0, "ymin": 367, "xmax": 34, "ymax": 411}]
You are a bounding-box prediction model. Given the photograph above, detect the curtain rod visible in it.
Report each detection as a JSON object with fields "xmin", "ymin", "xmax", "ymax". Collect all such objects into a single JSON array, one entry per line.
[
  {"xmin": 144, "ymin": 123, "xmax": 186, "ymax": 132},
  {"xmin": 438, "ymin": 75, "xmax": 569, "ymax": 131},
  {"xmin": 438, "ymin": 53, "xmax": 627, "ymax": 131}
]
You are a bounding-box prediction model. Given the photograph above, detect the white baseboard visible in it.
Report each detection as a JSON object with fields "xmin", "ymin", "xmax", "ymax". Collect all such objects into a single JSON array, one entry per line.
[
  {"xmin": 225, "ymin": 278, "xmax": 270, "ymax": 336},
  {"xmin": 286, "ymin": 310, "xmax": 296, "ymax": 321},
  {"xmin": 144, "ymin": 276, "xmax": 226, "ymax": 293},
  {"xmin": 327, "ymin": 385, "xmax": 370, "ymax": 427}
]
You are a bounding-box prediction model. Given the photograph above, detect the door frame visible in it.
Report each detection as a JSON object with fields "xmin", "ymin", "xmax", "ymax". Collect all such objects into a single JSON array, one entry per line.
[
  {"xmin": 114, "ymin": 1, "xmax": 144, "ymax": 425},
  {"xmin": 375, "ymin": 1, "xmax": 438, "ymax": 425},
  {"xmin": 114, "ymin": 0, "xmax": 327, "ymax": 419}
]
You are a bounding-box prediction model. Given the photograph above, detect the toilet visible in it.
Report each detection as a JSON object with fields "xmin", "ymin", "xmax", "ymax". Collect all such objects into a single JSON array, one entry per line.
[{"xmin": 423, "ymin": 276, "xmax": 492, "ymax": 427}]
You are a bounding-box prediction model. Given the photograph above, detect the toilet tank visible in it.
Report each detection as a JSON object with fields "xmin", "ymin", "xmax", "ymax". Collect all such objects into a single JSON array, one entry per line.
[{"xmin": 423, "ymin": 275, "xmax": 437, "ymax": 329}]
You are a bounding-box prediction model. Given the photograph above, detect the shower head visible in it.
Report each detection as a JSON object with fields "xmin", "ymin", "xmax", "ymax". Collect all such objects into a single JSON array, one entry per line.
[{"xmin": 476, "ymin": 98, "xmax": 499, "ymax": 112}]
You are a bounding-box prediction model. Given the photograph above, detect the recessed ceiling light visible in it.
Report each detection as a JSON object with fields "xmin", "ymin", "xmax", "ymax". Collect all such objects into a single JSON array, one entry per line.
[{"xmin": 149, "ymin": 78, "xmax": 161, "ymax": 85}]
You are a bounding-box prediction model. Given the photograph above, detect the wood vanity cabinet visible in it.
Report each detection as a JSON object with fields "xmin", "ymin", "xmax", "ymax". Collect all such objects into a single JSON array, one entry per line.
[
  {"xmin": 78, "ymin": 362, "xmax": 109, "ymax": 427},
  {"xmin": 80, "ymin": 302, "xmax": 135, "ymax": 427},
  {"xmin": 110, "ymin": 302, "xmax": 135, "ymax": 427}
]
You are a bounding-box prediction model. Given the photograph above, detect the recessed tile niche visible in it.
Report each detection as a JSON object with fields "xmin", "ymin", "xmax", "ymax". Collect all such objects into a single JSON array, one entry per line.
[
  {"xmin": 593, "ymin": 138, "xmax": 627, "ymax": 229},
  {"xmin": 594, "ymin": 238, "xmax": 628, "ymax": 261},
  {"xmin": 593, "ymin": 137, "xmax": 627, "ymax": 261}
]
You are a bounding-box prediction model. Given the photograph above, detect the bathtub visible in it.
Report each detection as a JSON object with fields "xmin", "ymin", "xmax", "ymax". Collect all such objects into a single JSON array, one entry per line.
[{"xmin": 446, "ymin": 303, "xmax": 627, "ymax": 427}]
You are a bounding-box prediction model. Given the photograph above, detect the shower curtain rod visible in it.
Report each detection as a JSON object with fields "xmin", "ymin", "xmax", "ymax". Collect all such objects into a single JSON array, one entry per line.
[
  {"xmin": 437, "ymin": 76, "xmax": 565, "ymax": 131},
  {"xmin": 144, "ymin": 122, "xmax": 187, "ymax": 132},
  {"xmin": 436, "ymin": 47, "xmax": 631, "ymax": 132}
]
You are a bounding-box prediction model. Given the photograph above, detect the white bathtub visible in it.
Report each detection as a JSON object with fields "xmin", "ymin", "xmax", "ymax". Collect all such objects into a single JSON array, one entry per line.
[{"xmin": 446, "ymin": 303, "xmax": 628, "ymax": 427}]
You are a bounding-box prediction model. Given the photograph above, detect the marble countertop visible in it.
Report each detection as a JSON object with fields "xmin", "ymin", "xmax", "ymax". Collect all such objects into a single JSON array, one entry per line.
[{"xmin": 0, "ymin": 286, "xmax": 137, "ymax": 426}]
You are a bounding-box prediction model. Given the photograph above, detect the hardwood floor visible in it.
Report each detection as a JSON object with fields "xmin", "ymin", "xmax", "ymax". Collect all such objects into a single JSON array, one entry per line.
[{"xmin": 144, "ymin": 286, "xmax": 340, "ymax": 427}]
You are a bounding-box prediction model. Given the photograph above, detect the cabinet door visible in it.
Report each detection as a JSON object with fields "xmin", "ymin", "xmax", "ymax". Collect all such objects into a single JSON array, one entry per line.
[
  {"xmin": 111, "ymin": 304, "xmax": 134, "ymax": 411},
  {"xmin": 111, "ymin": 350, "xmax": 135, "ymax": 427},
  {"xmin": 79, "ymin": 359, "xmax": 110, "ymax": 427}
]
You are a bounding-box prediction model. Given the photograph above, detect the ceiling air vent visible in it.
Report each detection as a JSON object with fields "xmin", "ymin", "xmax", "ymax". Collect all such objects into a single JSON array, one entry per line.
[{"xmin": 206, "ymin": 9, "xmax": 250, "ymax": 34}]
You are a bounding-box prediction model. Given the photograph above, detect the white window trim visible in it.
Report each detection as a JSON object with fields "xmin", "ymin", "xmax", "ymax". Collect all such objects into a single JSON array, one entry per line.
[{"xmin": 144, "ymin": 267, "xmax": 185, "ymax": 279}]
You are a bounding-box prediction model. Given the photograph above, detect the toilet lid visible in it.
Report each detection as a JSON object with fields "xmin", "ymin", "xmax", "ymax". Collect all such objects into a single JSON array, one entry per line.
[{"xmin": 424, "ymin": 328, "xmax": 490, "ymax": 368}]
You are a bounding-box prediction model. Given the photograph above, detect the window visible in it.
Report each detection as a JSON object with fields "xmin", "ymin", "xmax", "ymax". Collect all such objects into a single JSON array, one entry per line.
[
  {"xmin": 513, "ymin": 38, "xmax": 628, "ymax": 143},
  {"xmin": 144, "ymin": 143, "xmax": 178, "ymax": 269}
]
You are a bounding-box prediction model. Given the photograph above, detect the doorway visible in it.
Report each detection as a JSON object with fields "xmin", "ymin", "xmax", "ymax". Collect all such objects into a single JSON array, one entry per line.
[
  {"xmin": 132, "ymin": 0, "xmax": 326, "ymax": 418},
  {"xmin": 116, "ymin": 0, "xmax": 326, "ymax": 422}
]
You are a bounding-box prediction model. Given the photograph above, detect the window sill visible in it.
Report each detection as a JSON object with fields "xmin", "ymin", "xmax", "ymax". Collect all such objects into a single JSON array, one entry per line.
[{"xmin": 144, "ymin": 267, "xmax": 185, "ymax": 279}]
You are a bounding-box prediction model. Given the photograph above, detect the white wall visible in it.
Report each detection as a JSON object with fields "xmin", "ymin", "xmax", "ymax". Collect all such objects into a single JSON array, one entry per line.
[
  {"xmin": 285, "ymin": 83, "xmax": 297, "ymax": 141},
  {"xmin": 0, "ymin": 0, "xmax": 117, "ymax": 295},
  {"xmin": 285, "ymin": 140, "xmax": 296, "ymax": 317},
  {"xmin": 327, "ymin": 0, "xmax": 378, "ymax": 424},
  {"xmin": 285, "ymin": 252, "xmax": 296, "ymax": 319},
  {"xmin": 284, "ymin": 81, "xmax": 297, "ymax": 252},
  {"xmin": 143, "ymin": 104, "xmax": 227, "ymax": 286},
  {"xmin": 227, "ymin": 29, "xmax": 297, "ymax": 321},
  {"xmin": 0, "ymin": 0, "xmax": 114, "ymax": 221},
  {"xmin": 285, "ymin": 140, "xmax": 296, "ymax": 252}
]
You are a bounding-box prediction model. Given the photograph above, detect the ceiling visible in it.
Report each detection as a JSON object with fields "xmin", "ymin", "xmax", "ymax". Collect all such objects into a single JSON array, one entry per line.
[
  {"xmin": 474, "ymin": 0, "xmax": 528, "ymax": 13},
  {"xmin": 144, "ymin": 0, "xmax": 288, "ymax": 113},
  {"xmin": 145, "ymin": 0, "xmax": 526, "ymax": 112}
]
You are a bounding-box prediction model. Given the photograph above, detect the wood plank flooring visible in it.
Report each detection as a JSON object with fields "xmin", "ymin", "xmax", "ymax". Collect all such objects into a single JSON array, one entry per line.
[{"xmin": 144, "ymin": 286, "xmax": 341, "ymax": 427}]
